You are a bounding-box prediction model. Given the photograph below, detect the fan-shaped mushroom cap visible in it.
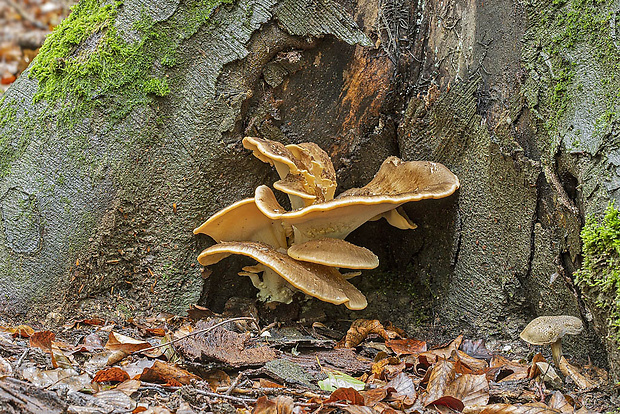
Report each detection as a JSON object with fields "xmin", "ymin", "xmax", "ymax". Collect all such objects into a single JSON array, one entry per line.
[
  {"xmin": 371, "ymin": 207, "xmax": 418, "ymax": 230},
  {"xmin": 193, "ymin": 198, "xmax": 287, "ymax": 248},
  {"xmin": 197, "ymin": 241, "xmax": 367, "ymax": 309},
  {"xmin": 519, "ymin": 315, "xmax": 583, "ymax": 345},
  {"xmin": 254, "ymin": 157, "xmax": 459, "ymax": 243},
  {"xmin": 242, "ymin": 137, "xmax": 303, "ymax": 178},
  {"xmin": 286, "ymin": 142, "xmax": 337, "ymax": 201},
  {"xmin": 273, "ymin": 174, "xmax": 317, "ymax": 206},
  {"xmin": 288, "ymin": 238, "xmax": 379, "ymax": 269}
]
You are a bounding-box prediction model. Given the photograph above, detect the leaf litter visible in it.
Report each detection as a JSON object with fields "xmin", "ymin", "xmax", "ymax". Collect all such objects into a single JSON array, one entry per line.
[{"xmin": 0, "ymin": 308, "xmax": 616, "ymax": 413}]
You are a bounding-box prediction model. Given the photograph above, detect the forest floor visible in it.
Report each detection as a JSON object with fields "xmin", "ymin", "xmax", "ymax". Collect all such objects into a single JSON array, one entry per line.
[{"xmin": 0, "ymin": 300, "xmax": 617, "ymax": 413}]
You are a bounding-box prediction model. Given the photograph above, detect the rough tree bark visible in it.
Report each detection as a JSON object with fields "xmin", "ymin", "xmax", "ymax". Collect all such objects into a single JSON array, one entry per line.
[{"xmin": 0, "ymin": 0, "xmax": 617, "ymax": 376}]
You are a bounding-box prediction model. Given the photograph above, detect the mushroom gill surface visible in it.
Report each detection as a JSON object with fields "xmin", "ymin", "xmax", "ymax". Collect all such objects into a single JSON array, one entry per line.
[{"xmin": 197, "ymin": 241, "xmax": 367, "ymax": 309}]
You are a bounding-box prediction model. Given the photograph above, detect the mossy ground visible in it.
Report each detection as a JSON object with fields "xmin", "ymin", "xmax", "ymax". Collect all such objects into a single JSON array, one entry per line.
[{"xmin": 576, "ymin": 203, "xmax": 620, "ymax": 346}]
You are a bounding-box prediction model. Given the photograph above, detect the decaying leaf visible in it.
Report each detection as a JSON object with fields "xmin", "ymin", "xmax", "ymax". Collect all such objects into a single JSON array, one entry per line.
[
  {"xmin": 424, "ymin": 358, "xmax": 455, "ymax": 406},
  {"xmin": 546, "ymin": 391, "xmax": 574, "ymax": 413},
  {"xmin": 176, "ymin": 320, "xmax": 276, "ymax": 368},
  {"xmin": 139, "ymin": 360, "xmax": 200, "ymax": 386},
  {"xmin": 253, "ymin": 395, "xmax": 294, "ymax": 414},
  {"xmin": 12, "ymin": 325, "xmax": 35, "ymax": 338},
  {"xmin": 488, "ymin": 355, "xmax": 529, "ymax": 382},
  {"xmin": 203, "ymin": 369, "xmax": 231, "ymax": 391},
  {"xmin": 337, "ymin": 320, "xmax": 398, "ymax": 348},
  {"xmin": 461, "ymin": 339, "xmax": 493, "ymax": 360},
  {"xmin": 93, "ymin": 367, "xmax": 130, "ymax": 383},
  {"xmin": 105, "ymin": 332, "xmax": 152, "ymax": 354},
  {"xmin": 115, "ymin": 379, "xmax": 142, "ymax": 396},
  {"xmin": 479, "ymin": 403, "xmax": 562, "ymax": 413},
  {"xmin": 324, "ymin": 387, "xmax": 365, "ymax": 405},
  {"xmin": 558, "ymin": 356, "xmax": 597, "ymax": 390},
  {"xmin": 535, "ymin": 362, "xmax": 562, "ymax": 388},
  {"xmin": 0, "ymin": 356, "xmax": 13, "ymax": 378},
  {"xmin": 385, "ymin": 339, "xmax": 427, "ymax": 356},
  {"xmin": 386, "ymin": 372, "xmax": 416, "ymax": 407},
  {"xmin": 445, "ymin": 373, "xmax": 489, "ymax": 409},
  {"xmin": 93, "ymin": 389, "xmax": 137, "ymax": 412}
]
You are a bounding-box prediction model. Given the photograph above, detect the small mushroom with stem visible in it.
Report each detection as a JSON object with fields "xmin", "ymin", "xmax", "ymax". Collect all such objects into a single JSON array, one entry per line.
[{"xmin": 519, "ymin": 315, "xmax": 584, "ymax": 367}]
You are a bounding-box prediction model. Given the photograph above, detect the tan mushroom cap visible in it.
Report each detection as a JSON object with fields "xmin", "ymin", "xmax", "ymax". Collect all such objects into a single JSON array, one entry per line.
[
  {"xmin": 197, "ymin": 241, "xmax": 368, "ymax": 309},
  {"xmin": 193, "ymin": 198, "xmax": 287, "ymax": 248},
  {"xmin": 371, "ymin": 207, "xmax": 418, "ymax": 230},
  {"xmin": 286, "ymin": 142, "xmax": 337, "ymax": 201},
  {"xmin": 519, "ymin": 315, "xmax": 584, "ymax": 345},
  {"xmin": 288, "ymin": 238, "xmax": 379, "ymax": 269},
  {"xmin": 273, "ymin": 174, "xmax": 317, "ymax": 205},
  {"xmin": 242, "ymin": 137, "xmax": 303, "ymax": 178},
  {"xmin": 254, "ymin": 157, "xmax": 459, "ymax": 242}
]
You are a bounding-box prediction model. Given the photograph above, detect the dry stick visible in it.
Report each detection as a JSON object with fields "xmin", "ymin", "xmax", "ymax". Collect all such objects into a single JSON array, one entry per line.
[
  {"xmin": 133, "ymin": 316, "xmax": 259, "ymax": 355},
  {"xmin": 194, "ymin": 389, "xmax": 257, "ymax": 404},
  {"xmin": 225, "ymin": 373, "xmax": 244, "ymax": 395}
]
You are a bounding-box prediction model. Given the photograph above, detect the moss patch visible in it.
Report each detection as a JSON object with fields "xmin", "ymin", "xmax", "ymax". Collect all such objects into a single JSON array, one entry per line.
[
  {"xmin": 29, "ymin": 0, "xmax": 232, "ymax": 121},
  {"xmin": 524, "ymin": 0, "xmax": 620, "ymax": 153},
  {"xmin": 576, "ymin": 202, "xmax": 620, "ymax": 345}
]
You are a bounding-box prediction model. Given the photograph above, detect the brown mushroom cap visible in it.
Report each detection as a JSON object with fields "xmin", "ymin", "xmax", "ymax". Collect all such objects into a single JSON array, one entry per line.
[
  {"xmin": 288, "ymin": 238, "xmax": 379, "ymax": 269},
  {"xmin": 193, "ymin": 198, "xmax": 287, "ymax": 248},
  {"xmin": 197, "ymin": 241, "xmax": 367, "ymax": 309},
  {"xmin": 519, "ymin": 315, "xmax": 584, "ymax": 345},
  {"xmin": 254, "ymin": 157, "xmax": 459, "ymax": 242}
]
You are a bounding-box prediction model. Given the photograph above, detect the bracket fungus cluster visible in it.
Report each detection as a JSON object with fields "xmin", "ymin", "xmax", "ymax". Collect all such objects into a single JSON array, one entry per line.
[{"xmin": 194, "ymin": 137, "xmax": 460, "ymax": 310}]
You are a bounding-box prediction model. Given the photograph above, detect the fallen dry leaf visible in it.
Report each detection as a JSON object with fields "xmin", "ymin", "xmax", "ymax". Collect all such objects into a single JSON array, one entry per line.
[
  {"xmin": 527, "ymin": 353, "xmax": 547, "ymax": 379},
  {"xmin": 139, "ymin": 360, "xmax": 200, "ymax": 386},
  {"xmin": 258, "ymin": 378, "xmax": 284, "ymax": 388},
  {"xmin": 0, "ymin": 356, "xmax": 13, "ymax": 377},
  {"xmin": 253, "ymin": 395, "xmax": 294, "ymax": 414},
  {"xmin": 342, "ymin": 407, "xmax": 380, "ymax": 414},
  {"xmin": 446, "ymin": 373, "xmax": 489, "ymax": 410},
  {"xmin": 105, "ymin": 332, "xmax": 151, "ymax": 354},
  {"xmin": 479, "ymin": 403, "xmax": 562, "ymax": 413},
  {"xmin": 176, "ymin": 320, "xmax": 276, "ymax": 368},
  {"xmin": 362, "ymin": 387, "xmax": 391, "ymax": 407},
  {"xmin": 424, "ymin": 358, "xmax": 455, "ymax": 406},
  {"xmin": 454, "ymin": 350, "xmax": 488, "ymax": 373},
  {"xmin": 427, "ymin": 395, "xmax": 464, "ymax": 411},
  {"xmin": 11, "ymin": 325, "xmax": 34, "ymax": 338},
  {"xmin": 93, "ymin": 367, "xmax": 130, "ymax": 383},
  {"xmin": 337, "ymin": 320, "xmax": 397, "ymax": 348},
  {"xmin": 546, "ymin": 391, "xmax": 573, "ymax": 413},
  {"xmin": 386, "ymin": 372, "xmax": 416, "ymax": 408},
  {"xmin": 325, "ymin": 387, "xmax": 365, "ymax": 405},
  {"xmin": 385, "ymin": 338, "xmax": 427, "ymax": 356},
  {"xmin": 558, "ymin": 356, "xmax": 596, "ymax": 390},
  {"xmin": 461, "ymin": 339, "xmax": 493, "ymax": 360},
  {"xmin": 115, "ymin": 379, "xmax": 141, "ymax": 396}
]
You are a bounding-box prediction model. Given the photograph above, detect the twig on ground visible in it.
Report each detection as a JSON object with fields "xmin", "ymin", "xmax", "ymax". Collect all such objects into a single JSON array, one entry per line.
[
  {"xmin": 134, "ymin": 317, "xmax": 259, "ymax": 355},
  {"xmin": 14, "ymin": 348, "xmax": 29, "ymax": 371},
  {"xmin": 225, "ymin": 373, "xmax": 244, "ymax": 395}
]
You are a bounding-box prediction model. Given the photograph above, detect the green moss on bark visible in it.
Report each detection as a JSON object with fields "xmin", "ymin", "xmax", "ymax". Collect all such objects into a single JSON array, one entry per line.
[{"xmin": 576, "ymin": 203, "xmax": 620, "ymax": 346}]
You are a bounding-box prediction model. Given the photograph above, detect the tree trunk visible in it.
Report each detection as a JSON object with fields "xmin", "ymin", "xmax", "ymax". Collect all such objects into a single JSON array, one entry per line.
[{"xmin": 0, "ymin": 0, "xmax": 617, "ymax": 376}]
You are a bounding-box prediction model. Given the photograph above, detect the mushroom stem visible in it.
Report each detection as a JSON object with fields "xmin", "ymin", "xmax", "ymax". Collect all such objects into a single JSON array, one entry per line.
[{"xmin": 550, "ymin": 339, "xmax": 563, "ymax": 367}]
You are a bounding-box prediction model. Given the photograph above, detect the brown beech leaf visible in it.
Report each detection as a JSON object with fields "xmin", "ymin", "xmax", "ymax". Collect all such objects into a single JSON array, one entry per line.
[
  {"xmin": 480, "ymin": 403, "xmax": 562, "ymax": 413},
  {"xmin": 29, "ymin": 331, "xmax": 55, "ymax": 351},
  {"xmin": 445, "ymin": 373, "xmax": 489, "ymax": 409},
  {"xmin": 115, "ymin": 379, "xmax": 141, "ymax": 396},
  {"xmin": 75, "ymin": 332, "xmax": 105, "ymax": 352},
  {"xmin": 418, "ymin": 335, "xmax": 463, "ymax": 363},
  {"xmin": 546, "ymin": 391, "xmax": 573, "ymax": 413},
  {"xmin": 325, "ymin": 387, "xmax": 365, "ymax": 405},
  {"xmin": 259, "ymin": 378, "xmax": 284, "ymax": 388},
  {"xmin": 253, "ymin": 395, "xmax": 294, "ymax": 414},
  {"xmin": 203, "ymin": 369, "xmax": 231, "ymax": 391},
  {"xmin": 337, "ymin": 320, "xmax": 396, "ymax": 348},
  {"xmin": 461, "ymin": 339, "xmax": 493, "ymax": 360},
  {"xmin": 527, "ymin": 353, "xmax": 547, "ymax": 379},
  {"xmin": 105, "ymin": 332, "xmax": 151, "ymax": 354},
  {"xmin": 93, "ymin": 367, "xmax": 130, "ymax": 383},
  {"xmin": 385, "ymin": 339, "xmax": 427, "ymax": 356},
  {"xmin": 558, "ymin": 356, "xmax": 596, "ymax": 390},
  {"xmin": 386, "ymin": 372, "xmax": 416, "ymax": 403},
  {"xmin": 12, "ymin": 325, "xmax": 35, "ymax": 338},
  {"xmin": 139, "ymin": 360, "xmax": 200, "ymax": 386},
  {"xmin": 362, "ymin": 387, "xmax": 391, "ymax": 407},
  {"xmin": 454, "ymin": 350, "xmax": 488, "ymax": 373},
  {"xmin": 424, "ymin": 358, "xmax": 455, "ymax": 405},
  {"xmin": 341, "ymin": 407, "xmax": 380, "ymax": 414},
  {"xmin": 427, "ymin": 395, "xmax": 464, "ymax": 411},
  {"xmin": 488, "ymin": 355, "xmax": 529, "ymax": 382}
]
